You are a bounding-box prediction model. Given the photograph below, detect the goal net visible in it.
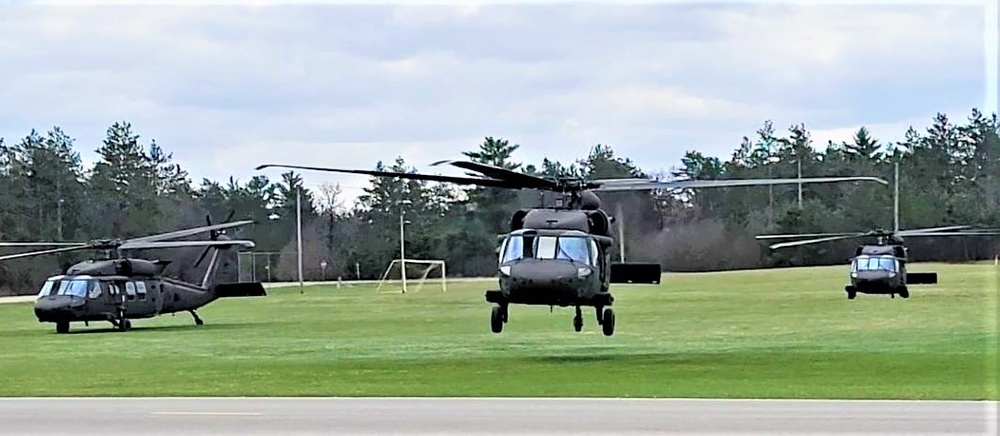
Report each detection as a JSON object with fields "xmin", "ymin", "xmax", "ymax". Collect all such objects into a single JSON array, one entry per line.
[{"xmin": 375, "ymin": 259, "xmax": 447, "ymax": 294}]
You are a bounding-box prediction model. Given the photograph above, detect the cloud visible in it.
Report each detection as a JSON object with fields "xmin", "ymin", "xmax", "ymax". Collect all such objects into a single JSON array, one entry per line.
[{"xmin": 0, "ymin": 2, "xmax": 988, "ymax": 207}]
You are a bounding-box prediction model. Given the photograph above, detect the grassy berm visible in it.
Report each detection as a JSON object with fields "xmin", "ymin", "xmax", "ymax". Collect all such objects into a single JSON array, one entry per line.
[{"xmin": 0, "ymin": 263, "xmax": 995, "ymax": 399}]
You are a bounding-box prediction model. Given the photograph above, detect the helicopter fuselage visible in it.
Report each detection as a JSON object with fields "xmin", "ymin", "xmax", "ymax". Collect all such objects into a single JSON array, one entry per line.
[
  {"xmin": 32, "ymin": 255, "xmax": 265, "ymax": 333},
  {"xmin": 843, "ymin": 245, "xmax": 937, "ymax": 299},
  {"xmin": 485, "ymin": 206, "xmax": 661, "ymax": 336}
]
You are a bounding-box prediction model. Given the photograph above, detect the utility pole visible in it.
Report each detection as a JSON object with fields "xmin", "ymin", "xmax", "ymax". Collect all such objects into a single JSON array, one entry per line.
[
  {"xmin": 399, "ymin": 209, "xmax": 407, "ymax": 294},
  {"xmin": 894, "ymin": 160, "xmax": 900, "ymax": 233},
  {"xmin": 797, "ymin": 155, "xmax": 803, "ymax": 209},
  {"xmin": 56, "ymin": 177, "xmax": 63, "ymax": 241},
  {"xmin": 296, "ymin": 188, "xmax": 304, "ymax": 294},
  {"xmin": 615, "ymin": 203, "xmax": 625, "ymax": 263}
]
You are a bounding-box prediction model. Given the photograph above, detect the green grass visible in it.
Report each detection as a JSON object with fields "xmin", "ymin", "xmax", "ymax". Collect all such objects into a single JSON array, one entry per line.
[{"xmin": 0, "ymin": 263, "xmax": 996, "ymax": 399}]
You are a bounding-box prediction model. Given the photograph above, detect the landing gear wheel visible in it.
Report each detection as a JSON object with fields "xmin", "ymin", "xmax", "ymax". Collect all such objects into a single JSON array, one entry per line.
[
  {"xmin": 899, "ymin": 287, "xmax": 909, "ymax": 299},
  {"xmin": 56, "ymin": 321, "xmax": 69, "ymax": 334},
  {"xmin": 601, "ymin": 308, "xmax": 615, "ymax": 336},
  {"xmin": 573, "ymin": 306, "xmax": 583, "ymax": 332},
  {"xmin": 847, "ymin": 291, "xmax": 856, "ymax": 300},
  {"xmin": 490, "ymin": 305, "xmax": 504, "ymax": 333}
]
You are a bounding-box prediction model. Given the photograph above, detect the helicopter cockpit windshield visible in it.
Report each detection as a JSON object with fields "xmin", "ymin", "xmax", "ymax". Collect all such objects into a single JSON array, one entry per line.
[
  {"xmin": 500, "ymin": 232, "xmax": 598, "ymax": 266},
  {"xmin": 37, "ymin": 276, "xmax": 98, "ymax": 299},
  {"xmin": 851, "ymin": 255, "xmax": 899, "ymax": 273}
]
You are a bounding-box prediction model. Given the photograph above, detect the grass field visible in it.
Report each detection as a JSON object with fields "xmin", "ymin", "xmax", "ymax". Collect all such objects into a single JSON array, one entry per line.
[{"xmin": 0, "ymin": 263, "xmax": 996, "ymax": 399}]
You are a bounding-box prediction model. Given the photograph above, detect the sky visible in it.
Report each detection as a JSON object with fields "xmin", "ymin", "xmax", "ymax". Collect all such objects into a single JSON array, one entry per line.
[{"xmin": 0, "ymin": 0, "xmax": 995, "ymax": 205}]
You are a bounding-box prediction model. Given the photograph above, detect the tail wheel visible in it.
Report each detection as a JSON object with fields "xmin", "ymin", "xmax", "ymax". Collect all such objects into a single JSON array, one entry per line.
[
  {"xmin": 490, "ymin": 305, "xmax": 503, "ymax": 333},
  {"xmin": 601, "ymin": 308, "xmax": 615, "ymax": 336}
]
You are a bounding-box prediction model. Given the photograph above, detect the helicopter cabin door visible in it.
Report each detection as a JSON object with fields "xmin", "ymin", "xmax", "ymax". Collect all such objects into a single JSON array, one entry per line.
[{"xmin": 121, "ymin": 280, "xmax": 154, "ymax": 316}]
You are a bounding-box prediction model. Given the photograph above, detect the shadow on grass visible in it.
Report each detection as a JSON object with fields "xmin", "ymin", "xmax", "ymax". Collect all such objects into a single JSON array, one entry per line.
[
  {"xmin": 65, "ymin": 322, "xmax": 262, "ymax": 335},
  {"xmin": 0, "ymin": 321, "xmax": 276, "ymax": 337}
]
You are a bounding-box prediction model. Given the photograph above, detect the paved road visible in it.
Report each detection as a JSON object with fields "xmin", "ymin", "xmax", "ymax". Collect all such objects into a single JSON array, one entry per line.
[{"xmin": 0, "ymin": 398, "xmax": 994, "ymax": 435}]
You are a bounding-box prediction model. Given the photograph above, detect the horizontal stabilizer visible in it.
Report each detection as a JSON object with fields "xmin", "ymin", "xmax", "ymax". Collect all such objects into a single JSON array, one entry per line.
[
  {"xmin": 214, "ymin": 282, "xmax": 267, "ymax": 298},
  {"xmin": 907, "ymin": 272, "xmax": 938, "ymax": 285},
  {"xmin": 610, "ymin": 263, "xmax": 661, "ymax": 284}
]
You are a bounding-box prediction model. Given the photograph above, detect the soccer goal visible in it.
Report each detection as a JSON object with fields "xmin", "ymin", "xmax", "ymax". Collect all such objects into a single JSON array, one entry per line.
[{"xmin": 375, "ymin": 259, "xmax": 447, "ymax": 294}]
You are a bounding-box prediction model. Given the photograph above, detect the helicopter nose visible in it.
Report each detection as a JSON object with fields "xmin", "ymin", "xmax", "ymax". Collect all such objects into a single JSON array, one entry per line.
[
  {"xmin": 34, "ymin": 295, "xmax": 84, "ymax": 321},
  {"xmin": 505, "ymin": 260, "xmax": 585, "ymax": 296}
]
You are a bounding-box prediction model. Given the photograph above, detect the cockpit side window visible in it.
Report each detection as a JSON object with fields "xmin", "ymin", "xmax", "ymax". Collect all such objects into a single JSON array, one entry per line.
[
  {"xmin": 88, "ymin": 283, "xmax": 102, "ymax": 299},
  {"xmin": 501, "ymin": 236, "xmax": 524, "ymax": 264},
  {"xmin": 37, "ymin": 280, "xmax": 58, "ymax": 297}
]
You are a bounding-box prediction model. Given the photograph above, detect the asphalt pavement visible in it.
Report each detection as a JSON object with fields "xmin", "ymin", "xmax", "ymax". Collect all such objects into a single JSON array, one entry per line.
[{"xmin": 0, "ymin": 397, "xmax": 994, "ymax": 435}]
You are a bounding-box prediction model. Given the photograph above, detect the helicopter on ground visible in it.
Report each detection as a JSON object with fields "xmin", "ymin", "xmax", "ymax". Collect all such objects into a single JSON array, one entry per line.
[
  {"xmin": 258, "ymin": 159, "xmax": 888, "ymax": 336},
  {"xmin": 0, "ymin": 214, "xmax": 266, "ymax": 333},
  {"xmin": 756, "ymin": 226, "xmax": 1000, "ymax": 300}
]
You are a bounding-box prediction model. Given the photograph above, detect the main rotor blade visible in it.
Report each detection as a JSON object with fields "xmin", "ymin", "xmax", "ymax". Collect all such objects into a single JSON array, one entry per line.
[
  {"xmin": 118, "ymin": 240, "xmax": 256, "ymax": 250},
  {"xmin": 124, "ymin": 220, "xmax": 255, "ymax": 245},
  {"xmin": 895, "ymin": 225, "xmax": 971, "ymax": 236},
  {"xmin": 768, "ymin": 234, "xmax": 862, "ymax": 250},
  {"xmin": 0, "ymin": 245, "xmax": 95, "ymax": 262},
  {"xmin": 0, "ymin": 242, "xmax": 88, "ymax": 247},
  {"xmin": 430, "ymin": 160, "xmax": 559, "ymax": 190},
  {"xmin": 755, "ymin": 232, "xmax": 861, "ymax": 240},
  {"xmin": 593, "ymin": 176, "xmax": 889, "ymax": 191},
  {"xmin": 896, "ymin": 231, "xmax": 1000, "ymax": 237},
  {"xmin": 256, "ymin": 164, "xmax": 525, "ymax": 189}
]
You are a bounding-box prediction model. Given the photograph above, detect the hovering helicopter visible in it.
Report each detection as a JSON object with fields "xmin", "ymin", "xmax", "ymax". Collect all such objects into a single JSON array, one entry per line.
[
  {"xmin": 257, "ymin": 159, "xmax": 888, "ymax": 336},
  {"xmin": 0, "ymin": 214, "xmax": 266, "ymax": 333},
  {"xmin": 756, "ymin": 226, "xmax": 1000, "ymax": 299}
]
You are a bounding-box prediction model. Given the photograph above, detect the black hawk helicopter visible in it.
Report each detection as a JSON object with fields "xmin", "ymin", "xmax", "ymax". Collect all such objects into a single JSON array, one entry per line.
[
  {"xmin": 756, "ymin": 226, "xmax": 1000, "ymax": 299},
  {"xmin": 0, "ymin": 215, "xmax": 266, "ymax": 333},
  {"xmin": 258, "ymin": 159, "xmax": 888, "ymax": 336}
]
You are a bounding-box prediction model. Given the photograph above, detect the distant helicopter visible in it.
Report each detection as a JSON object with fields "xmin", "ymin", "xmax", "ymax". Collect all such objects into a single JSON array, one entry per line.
[
  {"xmin": 0, "ymin": 215, "xmax": 265, "ymax": 333},
  {"xmin": 258, "ymin": 159, "xmax": 887, "ymax": 335},
  {"xmin": 756, "ymin": 226, "xmax": 1000, "ymax": 299}
]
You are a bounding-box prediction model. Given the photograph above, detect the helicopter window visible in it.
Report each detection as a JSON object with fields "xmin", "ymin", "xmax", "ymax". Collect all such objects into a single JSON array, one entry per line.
[
  {"xmin": 500, "ymin": 236, "xmax": 525, "ymax": 263},
  {"xmin": 37, "ymin": 280, "xmax": 57, "ymax": 297},
  {"xmin": 535, "ymin": 236, "xmax": 559, "ymax": 259},
  {"xmin": 88, "ymin": 283, "xmax": 102, "ymax": 299},
  {"xmin": 532, "ymin": 236, "xmax": 593, "ymax": 265},
  {"xmin": 854, "ymin": 256, "xmax": 898, "ymax": 272},
  {"xmin": 555, "ymin": 237, "xmax": 591, "ymax": 265},
  {"xmin": 39, "ymin": 280, "xmax": 94, "ymax": 298},
  {"xmin": 134, "ymin": 282, "xmax": 147, "ymax": 301},
  {"xmin": 124, "ymin": 282, "xmax": 137, "ymax": 301}
]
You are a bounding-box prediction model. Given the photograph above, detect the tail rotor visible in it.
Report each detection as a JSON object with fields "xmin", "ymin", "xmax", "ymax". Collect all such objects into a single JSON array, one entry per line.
[{"xmin": 194, "ymin": 210, "xmax": 237, "ymax": 269}]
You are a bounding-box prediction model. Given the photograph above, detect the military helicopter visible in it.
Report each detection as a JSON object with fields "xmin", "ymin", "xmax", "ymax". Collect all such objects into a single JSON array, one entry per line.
[
  {"xmin": 756, "ymin": 226, "xmax": 1000, "ymax": 299},
  {"xmin": 257, "ymin": 159, "xmax": 888, "ymax": 336},
  {"xmin": 0, "ymin": 215, "xmax": 266, "ymax": 333}
]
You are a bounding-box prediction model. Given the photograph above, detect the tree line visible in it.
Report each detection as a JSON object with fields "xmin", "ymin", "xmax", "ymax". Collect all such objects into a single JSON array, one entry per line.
[{"xmin": 1, "ymin": 108, "xmax": 997, "ymax": 294}]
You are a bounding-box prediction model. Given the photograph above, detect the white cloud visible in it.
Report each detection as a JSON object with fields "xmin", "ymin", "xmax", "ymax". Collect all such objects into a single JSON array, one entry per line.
[{"xmin": 0, "ymin": 2, "xmax": 988, "ymax": 207}]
